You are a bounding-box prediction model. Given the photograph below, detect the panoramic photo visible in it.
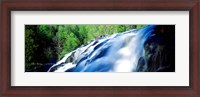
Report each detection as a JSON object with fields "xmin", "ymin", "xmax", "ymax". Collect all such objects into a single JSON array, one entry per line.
[{"xmin": 25, "ymin": 25, "xmax": 175, "ymax": 72}]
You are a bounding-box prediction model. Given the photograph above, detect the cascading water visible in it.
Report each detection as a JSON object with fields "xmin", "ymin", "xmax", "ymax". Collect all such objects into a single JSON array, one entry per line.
[{"xmin": 48, "ymin": 25, "xmax": 157, "ymax": 72}]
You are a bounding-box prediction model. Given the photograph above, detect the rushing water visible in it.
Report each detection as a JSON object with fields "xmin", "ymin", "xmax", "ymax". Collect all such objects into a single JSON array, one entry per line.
[{"xmin": 48, "ymin": 25, "xmax": 156, "ymax": 72}]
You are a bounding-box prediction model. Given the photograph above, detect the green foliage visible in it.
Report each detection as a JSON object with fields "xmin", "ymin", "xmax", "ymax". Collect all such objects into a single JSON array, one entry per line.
[
  {"xmin": 25, "ymin": 26, "xmax": 38, "ymax": 64},
  {"xmin": 25, "ymin": 24, "xmax": 144, "ymax": 71},
  {"xmin": 136, "ymin": 25, "xmax": 147, "ymax": 29}
]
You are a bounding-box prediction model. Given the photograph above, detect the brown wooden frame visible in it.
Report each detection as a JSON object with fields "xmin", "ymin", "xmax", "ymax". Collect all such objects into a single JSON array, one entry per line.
[{"xmin": 0, "ymin": 0, "xmax": 199, "ymax": 97}]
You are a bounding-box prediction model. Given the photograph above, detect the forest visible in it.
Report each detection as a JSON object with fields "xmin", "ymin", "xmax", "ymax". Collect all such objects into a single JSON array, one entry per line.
[{"xmin": 25, "ymin": 25, "xmax": 146, "ymax": 72}]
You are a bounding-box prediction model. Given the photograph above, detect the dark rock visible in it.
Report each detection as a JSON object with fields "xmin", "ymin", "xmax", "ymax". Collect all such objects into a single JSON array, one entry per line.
[
  {"xmin": 136, "ymin": 25, "xmax": 175, "ymax": 72},
  {"xmin": 136, "ymin": 57, "xmax": 147, "ymax": 72}
]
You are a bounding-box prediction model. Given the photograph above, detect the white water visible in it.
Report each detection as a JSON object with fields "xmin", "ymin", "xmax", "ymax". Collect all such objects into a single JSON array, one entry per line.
[{"xmin": 48, "ymin": 25, "xmax": 156, "ymax": 72}]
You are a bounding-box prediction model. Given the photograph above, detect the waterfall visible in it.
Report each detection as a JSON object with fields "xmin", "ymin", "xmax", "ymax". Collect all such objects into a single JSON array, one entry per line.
[{"xmin": 48, "ymin": 25, "xmax": 156, "ymax": 72}]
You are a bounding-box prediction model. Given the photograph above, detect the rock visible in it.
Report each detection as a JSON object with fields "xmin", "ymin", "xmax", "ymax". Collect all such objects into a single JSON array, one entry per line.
[
  {"xmin": 136, "ymin": 25, "xmax": 175, "ymax": 72},
  {"xmin": 136, "ymin": 57, "xmax": 147, "ymax": 72}
]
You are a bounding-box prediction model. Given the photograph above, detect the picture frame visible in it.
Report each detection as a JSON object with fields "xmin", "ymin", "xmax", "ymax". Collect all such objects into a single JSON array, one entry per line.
[{"xmin": 0, "ymin": 0, "xmax": 199, "ymax": 97}]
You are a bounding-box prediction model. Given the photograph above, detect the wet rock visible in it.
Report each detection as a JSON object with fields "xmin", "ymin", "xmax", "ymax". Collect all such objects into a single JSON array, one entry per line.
[
  {"xmin": 136, "ymin": 25, "xmax": 175, "ymax": 72},
  {"xmin": 136, "ymin": 57, "xmax": 147, "ymax": 72}
]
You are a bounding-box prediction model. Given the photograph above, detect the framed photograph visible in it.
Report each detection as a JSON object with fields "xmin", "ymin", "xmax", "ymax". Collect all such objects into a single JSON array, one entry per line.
[{"xmin": 0, "ymin": 0, "xmax": 199, "ymax": 96}]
